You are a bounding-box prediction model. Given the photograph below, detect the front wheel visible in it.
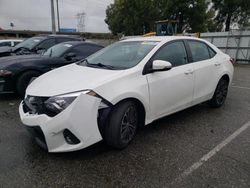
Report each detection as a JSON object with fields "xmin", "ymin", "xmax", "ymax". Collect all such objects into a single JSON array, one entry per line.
[
  {"xmin": 208, "ymin": 78, "xmax": 229, "ymax": 108},
  {"xmin": 104, "ymin": 101, "xmax": 138, "ymax": 149},
  {"xmin": 16, "ymin": 71, "xmax": 40, "ymax": 97}
]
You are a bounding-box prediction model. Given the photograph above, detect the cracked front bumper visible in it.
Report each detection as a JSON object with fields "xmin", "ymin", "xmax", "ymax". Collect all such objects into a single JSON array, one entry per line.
[{"xmin": 19, "ymin": 94, "xmax": 103, "ymax": 152}]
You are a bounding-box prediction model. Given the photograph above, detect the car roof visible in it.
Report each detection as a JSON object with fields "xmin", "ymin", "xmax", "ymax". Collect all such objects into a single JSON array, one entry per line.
[
  {"xmin": 0, "ymin": 39, "xmax": 23, "ymax": 42},
  {"xmin": 61, "ymin": 41, "xmax": 103, "ymax": 47},
  {"xmin": 36, "ymin": 34, "xmax": 81, "ymax": 40},
  {"xmin": 122, "ymin": 36, "xmax": 207, "ymax": 43}
]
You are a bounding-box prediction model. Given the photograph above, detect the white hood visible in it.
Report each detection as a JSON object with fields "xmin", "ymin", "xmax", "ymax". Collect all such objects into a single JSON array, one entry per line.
[{"xmin": 27, "ymin": 63, "xmax": 125, "ymax": 96}]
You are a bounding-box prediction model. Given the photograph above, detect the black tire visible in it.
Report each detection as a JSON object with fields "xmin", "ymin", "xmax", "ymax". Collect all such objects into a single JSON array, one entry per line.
[
  {"xmin": 208, "ymin": 78, "xmax": 229, "ymax": 108},
  {"xmin": 16, "ymin": 71, "xmax": 40, "ymax": 97},
  {"xmin": 104, "ymin": 101, "xmax": 138, "ymax": 149}
]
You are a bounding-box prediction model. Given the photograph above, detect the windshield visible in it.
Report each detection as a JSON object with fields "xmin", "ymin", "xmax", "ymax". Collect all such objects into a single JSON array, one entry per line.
[
  {"xmin": 13, "ymin": 37, "xmax": 44, "ymax": 50},
  {"xmin": 43, "ymin": 43, "xmax": 72, "ymax": 57},
  {"xmin": 85, "ymin": 41, "xmax": 158, "ymax": 69}
]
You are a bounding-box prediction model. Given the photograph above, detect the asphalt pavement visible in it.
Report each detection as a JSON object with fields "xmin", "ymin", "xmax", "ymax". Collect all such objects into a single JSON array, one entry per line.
[{"xmin": 0, "ymin": 65, "xmax": 249, "ymax": 188}]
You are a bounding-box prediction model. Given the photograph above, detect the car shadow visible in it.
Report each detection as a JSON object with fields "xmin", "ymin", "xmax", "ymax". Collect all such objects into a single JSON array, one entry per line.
[
  {"xmin": 0, "ymin": 93, "xmax": 21, "ymax": 101},
  {"xmin": 44, "ymin": 103, "xmax": 210, "ymax": 160}
]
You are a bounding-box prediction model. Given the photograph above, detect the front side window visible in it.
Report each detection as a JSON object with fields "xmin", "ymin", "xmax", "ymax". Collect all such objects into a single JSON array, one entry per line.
[
  {"xmin": 13, "ymin": 41, "xmax": 21, "ymax": 46},
  {"xmin": 153, "ymin": 41, "xmax": 188, "ymax": 67},
  {"xmin": 188, "ymin": 41, "xmax": 210, "ymax": 62},
  {"xmin": 84, "ymin": 41, "xmax": 158, "ymax": 69}
]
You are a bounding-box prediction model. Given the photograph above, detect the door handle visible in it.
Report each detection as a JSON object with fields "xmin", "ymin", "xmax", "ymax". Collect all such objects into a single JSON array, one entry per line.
[
  {"xmin": 214, "ymin": 62, "xmax": 221, "ymax": 66},
  {"xmin": 184, "ymin": 70, "xmax": 194, "ymax": 75}
]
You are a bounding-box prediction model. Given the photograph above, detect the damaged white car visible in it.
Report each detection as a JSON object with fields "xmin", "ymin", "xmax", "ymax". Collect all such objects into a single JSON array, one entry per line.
[{"xmin": 19, "ymin": 36, "xmax": 234, "ymax": 152}]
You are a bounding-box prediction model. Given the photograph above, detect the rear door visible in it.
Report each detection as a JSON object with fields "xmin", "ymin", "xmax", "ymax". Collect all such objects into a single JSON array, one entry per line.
[
  {"xmin": 146, "ymin": 40, "xmax": 194, "ymax": 119},
  {"xmin": 186, "ymin": 40, "xmax": 221, "ymax": 103}
]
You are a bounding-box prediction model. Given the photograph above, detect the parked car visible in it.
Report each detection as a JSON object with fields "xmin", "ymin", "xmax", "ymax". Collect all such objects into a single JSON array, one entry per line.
[
  {"xmin": 19, "ymin": 36, "xmax": 234, "ymax": 152},
  {"xmin": 0, "ymin": 41, "xmax": 103, "ymax": 96},
  {"xmin": 0, "ymin": 35, "xmax": 81, "ymax": 57},
  {"xmin": 0, "ymin": 39, "xmax": 23, "ymax": 47}
]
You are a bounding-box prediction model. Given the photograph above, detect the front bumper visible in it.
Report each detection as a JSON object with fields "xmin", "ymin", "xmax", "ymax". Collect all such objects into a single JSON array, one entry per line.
[
  {"xmin": 0, "ymin": 76, "xmax": 14, "ymax": 93},
  {"xmin": 19, "ymin": 94, "xmax": 103, "ymax": 152}
]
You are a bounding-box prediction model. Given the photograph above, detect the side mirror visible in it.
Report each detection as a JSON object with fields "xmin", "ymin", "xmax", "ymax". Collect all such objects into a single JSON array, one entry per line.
[
  {"xmin": 64, "ymin": 52, "xmax": 76, "ymax": 60},
  {"xmin": 35, "ymin": 47, "xmax": 46, "ymax": 54},
  {"xmin": 152, "ymin": 60, "xmax": 172, "ymax": 72}
]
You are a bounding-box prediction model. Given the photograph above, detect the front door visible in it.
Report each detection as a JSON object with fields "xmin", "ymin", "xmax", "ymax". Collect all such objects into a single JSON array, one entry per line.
[{"xmin": 146, "ymin": 41, "xmax": 194, "ymax": 119}]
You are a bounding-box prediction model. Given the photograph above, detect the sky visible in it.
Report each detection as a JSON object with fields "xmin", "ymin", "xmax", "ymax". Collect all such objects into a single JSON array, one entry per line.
[{"xmin": 0, "ymin": 0, "xmax": 113, "ymax": 33}]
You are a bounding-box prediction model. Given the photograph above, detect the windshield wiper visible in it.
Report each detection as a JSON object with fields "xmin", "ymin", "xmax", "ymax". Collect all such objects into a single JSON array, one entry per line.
[
  {"xmin": 94, "ymin": 63, "xmax": 116, "ymax": 70},
  {"xmin": 87, "ymin": 61, "xmax": 116, "ymax": 70},
  {"xmin": 77, "ymin": 59, "xmax": 119, "ymax": 70},
  {"xmin": 76, "ymin": 58, "xmax": 88, "ymax": 65}
]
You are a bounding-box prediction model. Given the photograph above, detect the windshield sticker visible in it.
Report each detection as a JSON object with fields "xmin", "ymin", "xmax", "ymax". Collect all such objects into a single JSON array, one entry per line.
[
  {"xmin": 64, "ymin": 44, "xmax": 72, "ymax": 47},
  {"xmin": 141, "ymin": 41, "xmax": 159, "ymax": 45},
  {"xmin": 33, "ymin": 39, "xmax": 41, "ymax": 42}
]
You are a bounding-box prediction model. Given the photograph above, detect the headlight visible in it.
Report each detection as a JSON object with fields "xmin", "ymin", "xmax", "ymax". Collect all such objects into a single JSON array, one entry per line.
[
  {"xmin": 44, "ymin": 90, "xmax": 109, "ymax": 115},
  {"xmin": 0, "ymin": 70, "xmax": 13, "ymax": 76}
]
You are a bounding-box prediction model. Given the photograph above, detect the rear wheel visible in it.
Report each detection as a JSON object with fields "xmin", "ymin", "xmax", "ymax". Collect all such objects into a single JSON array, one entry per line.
[
  {"xmin": 16, "ymin": 71, "xmax": 40, "ymax": 97},
  {"xmin": 104, "ymin": 101, "xmax": 138, "ymax": 149},
  {"xmin": 208, "ymin": 78, "xmax": 229, "ymax": 108}
]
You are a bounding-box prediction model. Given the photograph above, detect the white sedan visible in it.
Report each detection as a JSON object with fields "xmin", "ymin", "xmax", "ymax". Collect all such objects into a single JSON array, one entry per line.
[
  {"xmin": 0, "ymin": 39, "xmax": 23, "ymax": 47},
  {"xmin": 19, "ymin": 36, "xmax": 234, "ymax": 152}
]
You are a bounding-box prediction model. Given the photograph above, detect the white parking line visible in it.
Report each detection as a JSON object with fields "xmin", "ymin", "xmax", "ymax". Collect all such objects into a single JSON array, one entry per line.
[
  {"xmin": 231, "ymin": 85, "xmax": 250, "ymax": 90},
  {"xmin": 171, "ymin": 120, "xmax": 250, "ymax": 185}
]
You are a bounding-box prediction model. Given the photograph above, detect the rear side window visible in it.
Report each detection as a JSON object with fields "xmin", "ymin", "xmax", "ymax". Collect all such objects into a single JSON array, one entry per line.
[
  {"xmin": 208, "ymin": 46, "xmax": 216, "ymax": 58},
  {"xmin": 0, "ymin": 41, "xmax": 11, "ymax": 47},
  {"xmin": 153, "ymin": 41, "xmax": 188, "ymax": 67},
  {"xmin": 188, "ymin": 41, "xmax": 210, "ymax": 62}
]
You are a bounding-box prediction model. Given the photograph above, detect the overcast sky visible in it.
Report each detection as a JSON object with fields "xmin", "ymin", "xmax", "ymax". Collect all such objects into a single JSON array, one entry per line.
[{"xmin": 0, "ymin": 0, "xmax": 113, "ymax": 33}]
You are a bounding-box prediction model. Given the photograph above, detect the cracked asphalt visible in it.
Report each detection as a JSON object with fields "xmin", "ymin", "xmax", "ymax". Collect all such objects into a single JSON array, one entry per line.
[{"xmin": 0, "ymin": 65, "xmax": 249, "ymax": 188}]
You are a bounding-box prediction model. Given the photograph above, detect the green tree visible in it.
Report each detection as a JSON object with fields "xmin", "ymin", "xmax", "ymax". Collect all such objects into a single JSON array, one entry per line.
[
  {"xmin": 105, "ymin": 0, "xmax": 158, "ymax": 35},
  {"xmin": 212, "ymin": 0, "xmax": 250, "ymax": 31},
  {"xmin": 105, "ymin": 0, "xmax": 215, "ymax": 35}
]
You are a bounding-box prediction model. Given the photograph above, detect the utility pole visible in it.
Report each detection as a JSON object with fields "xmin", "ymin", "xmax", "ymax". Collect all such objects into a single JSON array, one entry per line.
[
  {"xmin": 50, "ymin": 0, "xmax": 56, "ymax": 34},
  {"xmin": 56, "ymin": 0, "xmax": 60, "ymax": 32},
  {"xmin": 76, "ymin": 12, "xmax": 86, "ymax": 32}
]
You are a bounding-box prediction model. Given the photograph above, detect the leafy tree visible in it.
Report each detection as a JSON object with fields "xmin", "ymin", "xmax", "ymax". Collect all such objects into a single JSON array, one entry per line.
[
  {"xmin": 105, "ymin": 0, "xmax": 216, "ymax": 35},
  {"xmin": 105, "ymin": 0, "xmax": 158, "ymax": 35},
  {"xmin": 212, "ymin": 0, "xmax": 250, "ymax": 31}
]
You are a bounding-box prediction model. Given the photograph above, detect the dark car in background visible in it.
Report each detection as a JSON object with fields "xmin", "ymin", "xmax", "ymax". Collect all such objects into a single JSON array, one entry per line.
[
  {"xmin": 0, "ymin": 35, "xmax": 82, "ymax": 57},
  {"xmin": 0, "ymin": 41, "xmax": 103, "ymax": 96}
]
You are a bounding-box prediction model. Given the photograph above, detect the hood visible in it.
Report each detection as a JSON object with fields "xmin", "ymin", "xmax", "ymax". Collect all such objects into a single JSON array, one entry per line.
[
  {"xmin": 0, "ymin": 55, "xmax": 47, "ymax": 68},
  {"xmin": 27, "ymin": 63, "xmax": 125, "ymax": 97}
]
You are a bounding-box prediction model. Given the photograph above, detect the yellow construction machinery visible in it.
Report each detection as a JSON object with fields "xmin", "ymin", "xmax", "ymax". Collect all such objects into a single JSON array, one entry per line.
[{"xmin": 143, "ymin": 19, "xmax": 200, "ymax": 38}]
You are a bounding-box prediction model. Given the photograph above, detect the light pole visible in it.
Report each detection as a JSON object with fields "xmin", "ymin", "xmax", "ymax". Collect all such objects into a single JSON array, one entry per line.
[
  {"xmin": 56, "ymin": 0, "xmax": 60, "ymax": 32},
  {"xmin": 50, "ymin": 0, "xmax": 56, "ymax": 34}
]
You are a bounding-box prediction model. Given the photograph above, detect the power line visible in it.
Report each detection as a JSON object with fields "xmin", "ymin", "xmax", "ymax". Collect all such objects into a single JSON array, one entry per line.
[{"xmin": 76, "ymin": 12, "xmax": 86, "ymax": 32}]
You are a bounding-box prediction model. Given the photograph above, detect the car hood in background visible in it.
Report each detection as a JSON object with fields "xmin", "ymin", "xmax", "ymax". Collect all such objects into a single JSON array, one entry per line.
[
  {"xmin": 27, "ymin": 63, "xmax": 125, "ymax": 97},
  {"xmin": 0, "ymin": 55, "xmax": 47, "ymax": 68}
]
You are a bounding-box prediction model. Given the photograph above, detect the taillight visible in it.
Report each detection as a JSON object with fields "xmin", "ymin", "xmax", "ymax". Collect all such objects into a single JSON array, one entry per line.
[{"xmin": 230, "ymin": 58, "xmax": 235, "ymax": 64}]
